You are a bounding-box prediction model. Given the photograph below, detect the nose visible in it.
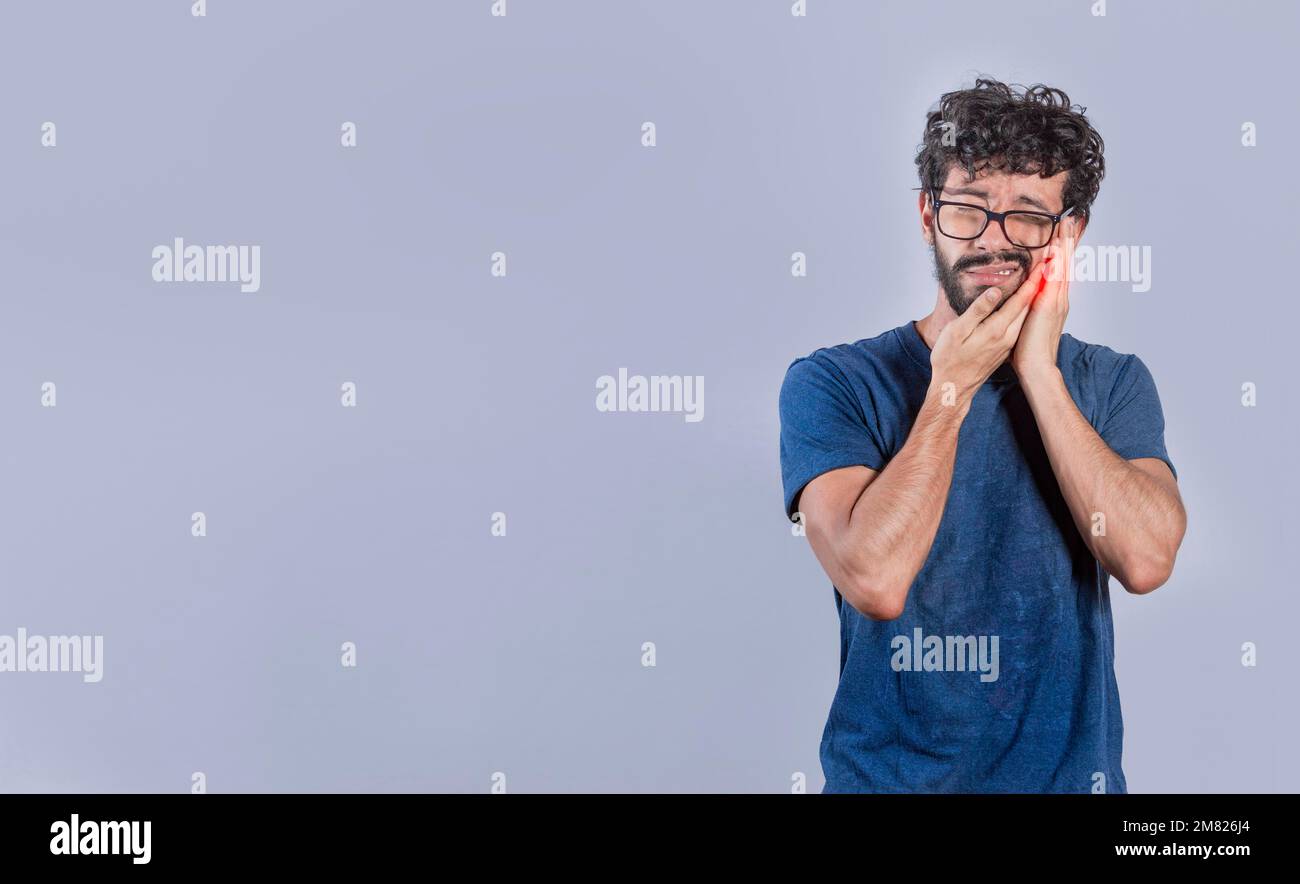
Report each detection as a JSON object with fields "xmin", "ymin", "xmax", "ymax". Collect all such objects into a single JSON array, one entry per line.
[{"xmin": 974, "ymin": 214, "xmax": 1015, "ymax": 253}]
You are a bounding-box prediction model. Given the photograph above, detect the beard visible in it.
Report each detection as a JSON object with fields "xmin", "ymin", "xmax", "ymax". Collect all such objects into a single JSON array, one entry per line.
[{"xmin": 930, "ymin": 240, "xmax": 1030, "ymax": 316}]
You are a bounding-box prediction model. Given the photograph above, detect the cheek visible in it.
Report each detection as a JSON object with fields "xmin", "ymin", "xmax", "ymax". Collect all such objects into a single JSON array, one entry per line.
[{"xmin": 934, "ymin": 239, "xmax": 966, "ymax": 268}]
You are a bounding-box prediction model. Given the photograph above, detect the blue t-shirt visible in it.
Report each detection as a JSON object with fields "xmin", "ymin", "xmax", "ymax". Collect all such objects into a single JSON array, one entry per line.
[{"xmin": 778, "ymin": 320, "xmax": 1176, "ymax": 793}]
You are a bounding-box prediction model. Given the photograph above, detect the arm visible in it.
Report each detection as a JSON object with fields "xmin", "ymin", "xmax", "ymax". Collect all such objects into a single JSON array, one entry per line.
[
  {"xmin": 798, "ymin": 388, "xmax": 967, "ymax": 620},
  {"xmin": 1020, "ymin": 367, "xmax": 1186, "ymax": 593},
  {"xmin": 1011, "ymin": 219, "xmax": 1186, "ymax": 594}
]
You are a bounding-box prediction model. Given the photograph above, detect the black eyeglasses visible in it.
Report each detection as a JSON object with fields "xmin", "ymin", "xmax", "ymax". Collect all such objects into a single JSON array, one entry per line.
[{"xmin": 927, "ymin": 187, "xmax": 1074, "ymax": 250}]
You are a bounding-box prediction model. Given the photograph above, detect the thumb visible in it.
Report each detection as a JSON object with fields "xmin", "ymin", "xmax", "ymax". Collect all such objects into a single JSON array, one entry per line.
[{"xmin": 956, "ymin": 286, "xmax": 1002, "ymax": 332}]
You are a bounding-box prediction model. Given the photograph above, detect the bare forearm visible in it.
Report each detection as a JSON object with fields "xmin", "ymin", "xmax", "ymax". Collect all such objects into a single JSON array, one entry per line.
[
  {"xmin": 1021, "ymin": 367, "xmax": 1184, "ymax": 592},
  {"xmin": 844, "ymin": 386, "xmax": 967, "ymax": 612}
]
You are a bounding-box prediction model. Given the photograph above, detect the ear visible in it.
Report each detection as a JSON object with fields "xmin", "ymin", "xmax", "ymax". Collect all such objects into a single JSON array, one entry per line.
[{"xmin": 919, "ymin": 190, "xmax": 935, "ymax": 245}]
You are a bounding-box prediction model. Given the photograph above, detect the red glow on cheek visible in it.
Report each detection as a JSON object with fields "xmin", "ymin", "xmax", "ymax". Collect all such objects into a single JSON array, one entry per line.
[{"xmin": 1033, "ymin": 255, "xmax": 1052, "ymax": 299}]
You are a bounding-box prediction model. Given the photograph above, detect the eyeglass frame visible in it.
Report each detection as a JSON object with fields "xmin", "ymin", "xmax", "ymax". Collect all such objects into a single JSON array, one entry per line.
[{"xmin": 924, "ymin": 186, "xmax": 1076, "ymax": 250}]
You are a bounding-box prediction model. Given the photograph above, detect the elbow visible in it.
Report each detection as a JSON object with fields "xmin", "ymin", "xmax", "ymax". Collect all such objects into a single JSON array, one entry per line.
[
  {"xmin": 841, "ymin": 572, "xmax": 909, "ymax": 621},
  {"xmin": 1120, "ymin": 515, "xmax": 1186, "ymax": 595},
  {"xmin": 1120, "ymin": 553, "xmax": 1175, "ymax": 595}
]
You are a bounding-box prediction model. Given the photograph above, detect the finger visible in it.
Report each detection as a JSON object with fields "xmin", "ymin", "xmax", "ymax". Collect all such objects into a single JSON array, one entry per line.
[
  {"xmin": 1060, "ymin": 218, "xmax": 1079, "ymax": 295},
  {"xmin": 980, "ymin": 261, "xmax": 1044, "ymax": 336},
  {"xmin": 1049, "ymin": 218, "xmax": 1078, "ymax": 285},
  {"xmin": 1062, "ymin": 216, "xmax": 1081, "ymax": 253},
  {"xmin": 953, "ymin": 285, "xmax": 1002, "ymax": 337},
  {"xmin": 1002, "ymin": 293, "xmax": 1033, "ymax": 342},
  {"xmin": 1043, "ymin": 241, "xmax": 1067, "ymax": 286},
  {"xmin": 1039, "ymin": 252, "xmax": 1061, "ymax": 302},
  {"xmin": 1038, "ymin": 229, "xmax": 1074, "ymax": 308}
]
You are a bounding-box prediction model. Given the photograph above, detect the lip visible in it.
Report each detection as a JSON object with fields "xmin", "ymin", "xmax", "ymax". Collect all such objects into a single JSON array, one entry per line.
[{"xmin": 963, "ymin": 263, "xmax": 1023, "ymax": 285}]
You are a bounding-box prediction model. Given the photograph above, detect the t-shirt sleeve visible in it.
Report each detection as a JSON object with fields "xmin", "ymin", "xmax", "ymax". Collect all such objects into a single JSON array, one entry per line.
[
  {"xmin": 778, "ymin": 353, "xmax": 887, "ymax": 522},
  {"xmin": 1098, "ymin": 353, "xmax": 1177, "ymax": 480}
]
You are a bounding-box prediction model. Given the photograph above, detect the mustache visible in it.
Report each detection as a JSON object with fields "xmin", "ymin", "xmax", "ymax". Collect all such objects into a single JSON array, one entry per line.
[{"xmin": 952, "ymin": 252, "xmax": 1030, "ymax": 274}]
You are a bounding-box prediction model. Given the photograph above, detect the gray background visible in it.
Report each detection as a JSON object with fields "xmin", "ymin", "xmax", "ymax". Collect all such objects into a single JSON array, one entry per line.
[{"xmin": 0, "ymin": 0, "xmax": 1294, "ymax": 792}]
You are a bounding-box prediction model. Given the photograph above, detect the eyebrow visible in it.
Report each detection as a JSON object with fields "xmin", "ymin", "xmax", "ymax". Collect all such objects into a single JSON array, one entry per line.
[{"xmin": 942, "ymin": 185, "xmax": 1055, "ymax": 214}]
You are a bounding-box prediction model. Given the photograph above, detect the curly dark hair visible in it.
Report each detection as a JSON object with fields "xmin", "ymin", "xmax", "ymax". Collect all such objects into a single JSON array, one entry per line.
[{"xmin": 915, "ymin": 79, "xmax": 1105, "ymax": 223}]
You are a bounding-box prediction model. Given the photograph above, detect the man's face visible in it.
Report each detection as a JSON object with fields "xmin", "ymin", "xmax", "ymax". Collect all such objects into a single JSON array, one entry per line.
[{"xmin": 920, "ymin": 165, "xmax": 1072, "ymax": 316}]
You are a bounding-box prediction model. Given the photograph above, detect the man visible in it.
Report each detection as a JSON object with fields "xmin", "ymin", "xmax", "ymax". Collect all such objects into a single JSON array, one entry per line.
[{"xmin": 778, "ymin": 79, "xmax": 1186, "ymax": 793}]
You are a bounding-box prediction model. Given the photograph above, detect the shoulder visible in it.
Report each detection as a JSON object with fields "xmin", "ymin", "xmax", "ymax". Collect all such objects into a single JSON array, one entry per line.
[
  {"xmin": 1058, "ymin": 333, "xmax": 1162, "ymax": 402},
  {"xmin": 1060, "ymin": 332, "xmax": 1150, "ymax": 377},
  {"xmin": 782, "ymin": 326, "xmax": 910, "ymax": 390}
]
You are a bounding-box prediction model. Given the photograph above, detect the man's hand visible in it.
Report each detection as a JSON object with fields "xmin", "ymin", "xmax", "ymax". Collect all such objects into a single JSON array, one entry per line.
[
  {"xmin": 930, "ymin": 259, "xmax": 1048, "ymax": 404},
  {"xmin": 1011, "ymin": 217, "xmax": 1080, "ymax": 380}
]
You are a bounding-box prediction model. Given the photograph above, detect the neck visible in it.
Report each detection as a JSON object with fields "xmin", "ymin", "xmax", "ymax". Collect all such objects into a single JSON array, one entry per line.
[{"xmin": 914, "ymin": 288, "xmax": 960, "ymax": 350}]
